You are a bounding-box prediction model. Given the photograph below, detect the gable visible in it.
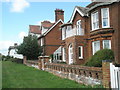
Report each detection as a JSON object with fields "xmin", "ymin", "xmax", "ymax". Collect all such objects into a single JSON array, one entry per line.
[
  {"xmin": 70, "ymin": 6, "xmax": 88, "ymax": 23},
  {"xmin": 43, "ymin": 19, "xmax": 64, "ymax": 36}
]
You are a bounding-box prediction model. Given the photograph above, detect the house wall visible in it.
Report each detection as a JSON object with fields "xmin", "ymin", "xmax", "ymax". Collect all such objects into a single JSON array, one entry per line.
[
  {"xmin": 118, "ymin": 2, "xmax": 120, "ymax": 64},
  {"xmin": 110, "ymin": 2, "xmax": 120, "ymax": 64},
  {"xmin": 86, "ymin": 3, "xmax": 120, "ymax": 64},
  {"xmin": 62, "ymin": 2, "xmax": 120, "ymax": 65},
  {"xmin": 62, "ymin": 11, "xmax": 88, "ymax": 64},
  {"xmin": 44, "ymin": 21, "xmax": 63, "ymax": 56}
]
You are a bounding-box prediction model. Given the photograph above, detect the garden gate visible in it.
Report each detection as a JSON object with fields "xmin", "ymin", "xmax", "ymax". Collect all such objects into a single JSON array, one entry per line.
[{"xmin": 110, "ymin": 63, "xmax": 120, "ymax": 89}]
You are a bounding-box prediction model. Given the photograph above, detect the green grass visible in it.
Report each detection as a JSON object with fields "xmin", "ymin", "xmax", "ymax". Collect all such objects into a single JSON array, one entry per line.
[{"xmin": 2, "ymin": 61, "xmax": 98, "ymax": 88}]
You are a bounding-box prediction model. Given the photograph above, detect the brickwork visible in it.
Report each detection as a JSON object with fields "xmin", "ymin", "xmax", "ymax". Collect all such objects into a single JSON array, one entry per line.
[
  {"xmin": 44, "ymin": 21, "xmax": 63, "ymax": 56},
  {"xmin": 62, "ymin": 2, "xmax": 120, "ymax": 65},
  {"xmin": 86, "ymin": 3, "xmax": 120, "ymax": 64},
  {"xmin": 45, "ymin": 63, "xmax": 102, "ymax": 86},
  {"xmin": 102, "ymin": 60, "xmax": 111, "ymax": 88},
  {"xmin": 55, "ymin": 9, "xmax": 64, "ymax": 22},
  {"xmin": 24, "ymin": 59, "xmax": 113, "ymax": 87}
]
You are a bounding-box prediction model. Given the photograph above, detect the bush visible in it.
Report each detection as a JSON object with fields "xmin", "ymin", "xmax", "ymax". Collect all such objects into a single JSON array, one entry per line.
[{"xmin": 85, "ymin": 49, "xmax": 114, "ymax": 67}]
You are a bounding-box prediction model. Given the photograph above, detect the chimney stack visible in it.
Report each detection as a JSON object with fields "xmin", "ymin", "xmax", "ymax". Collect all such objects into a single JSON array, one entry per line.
[{"xmin": 55, "ymin": 9, "xmax": 64, "ymax": 22}]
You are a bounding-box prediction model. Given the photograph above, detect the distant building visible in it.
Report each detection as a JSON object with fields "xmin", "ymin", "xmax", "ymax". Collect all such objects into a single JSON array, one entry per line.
[
  {"xmin": 41, "ymin": 20, "xmax": 54, "ymax": 34},
  {"xmin": 29, "ymin": 25, "xmax": 41, "ymax": 37},
  {"xmin": 8, "ymin": 43, "xmax": 23, "ymax": 59},
  {"xmin": 38, "ymin": 9, "xmax": 64, "ymax": 57}
]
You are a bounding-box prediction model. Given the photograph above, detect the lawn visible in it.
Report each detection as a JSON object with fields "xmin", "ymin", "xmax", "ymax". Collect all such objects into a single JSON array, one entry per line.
[{"xmin": 2, "ymin": 61, "xmax": 95, "ymax": 88}]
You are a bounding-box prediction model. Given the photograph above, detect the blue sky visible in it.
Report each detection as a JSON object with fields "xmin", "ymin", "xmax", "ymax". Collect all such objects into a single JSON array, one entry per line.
[{"xmin": 1, "ymin": 1, "xmax": 91, "ymax": 56}]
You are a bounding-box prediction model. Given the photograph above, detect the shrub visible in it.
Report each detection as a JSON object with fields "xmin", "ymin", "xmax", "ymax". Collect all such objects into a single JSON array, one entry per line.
[{"xmin": 85, "ymin": 49, "xmax": 114, "ymax": 67}]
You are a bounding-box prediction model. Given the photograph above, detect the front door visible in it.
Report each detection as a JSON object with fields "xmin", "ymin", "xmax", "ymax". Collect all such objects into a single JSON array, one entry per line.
[{"xmin": 68, "ymin": 44, "xmax": 73, "ymax": 64}]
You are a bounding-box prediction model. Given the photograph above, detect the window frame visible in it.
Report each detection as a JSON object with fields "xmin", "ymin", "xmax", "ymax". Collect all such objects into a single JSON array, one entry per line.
[
  {"xmin": 62, "ymin": 26, "xmax": 66, "ymax": 40},
  {"xmin": 101, "ymin": 8, "xmax": 110, "ymax": 28},
  {"xmin": 62, "ymin": 47, "xmax": 66, "ymax": 62},
  {"xmin": 91, "ymin": 11, "xmax": 99, "ymax": 31},
  {"xmin": 92, "ymin": 41, "xmax": 100, "ymax": 55},
  {"xmin": 41, "ymin": 38, "xmax": 43, "ymax": 46},
  {"xmin": 103, "ymin": 40, "xmax": 111, "ymax": 49},
  {"xmin": 78, "ymin": 46, "xmax": 83, "ymax": 59},
  {"xmin": 76, "ymin": 20, "xmax": 82, "ymax": 35}
]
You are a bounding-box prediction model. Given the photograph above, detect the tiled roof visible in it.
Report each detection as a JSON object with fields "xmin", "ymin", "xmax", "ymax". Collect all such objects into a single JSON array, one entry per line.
[
  {"xmin": 29, "ymin": 25, "xmax": 41, "ymax": 34},
  {"xmin": 41, "ymin": 21, "xmax": 54, "ymax": 29},
  {"xmin": 76, "ymin": 6, "xmax": 89, "ymax": 16}
]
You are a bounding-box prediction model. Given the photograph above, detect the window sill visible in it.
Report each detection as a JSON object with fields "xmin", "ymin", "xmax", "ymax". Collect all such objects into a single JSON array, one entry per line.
[
  {"xmin": 79, "ymin": 57, "xmax": 83, "ymax": 59},
  {"xmin": 90, "ymin": 27, "xmax": 113, "ymax": 33},
  {"xmin": 102, "ymin": 26, "xmax": 110, "ymax": 28},
  {"xmin": 91, "ymin": 28, "xmax": 99, "ymax": 31}
]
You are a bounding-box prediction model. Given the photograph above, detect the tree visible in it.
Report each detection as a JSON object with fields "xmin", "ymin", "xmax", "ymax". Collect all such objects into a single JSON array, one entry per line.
[{"xmin": 17, "ymin": 35, "xmax": 42, "ymax": 60}]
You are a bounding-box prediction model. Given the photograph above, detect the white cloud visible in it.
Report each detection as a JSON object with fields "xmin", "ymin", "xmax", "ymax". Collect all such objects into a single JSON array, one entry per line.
[
  {"xmin": 10, "ymin": 0, "xmax": 30, "ymax": 12},
  {"xmin": 2, "ymin": 0, "xmax": 10, "ymax": 2},
  {"xmin": 36, "ymin": 21, "xmax": 42, "ymax": 26},
  {"xmin": 0, "ymin": 41, "xmax": 14, "ymax": 50},
  {"xmin": 18, "ymin": 31, "xmax": 27, "ymax": 40},
  {"xmin": 0, "ymin": 41, "xmax": 14, "ymax": 55}
]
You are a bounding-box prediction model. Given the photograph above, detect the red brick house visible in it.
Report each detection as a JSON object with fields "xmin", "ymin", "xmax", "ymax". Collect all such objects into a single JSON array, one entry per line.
[
  {"xmin": 61, "ymin": 1, "xmax": 120, "ymax": 64},
  {"xmin": 38, "ymin": 9, "xmax": 64, "ymax": 56}
]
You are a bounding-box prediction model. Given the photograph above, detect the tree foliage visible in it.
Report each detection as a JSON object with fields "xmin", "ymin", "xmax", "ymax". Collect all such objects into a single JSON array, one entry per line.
[{"xmin": 17, "ymin": 35, "xmax": 42, "ymax": 60}]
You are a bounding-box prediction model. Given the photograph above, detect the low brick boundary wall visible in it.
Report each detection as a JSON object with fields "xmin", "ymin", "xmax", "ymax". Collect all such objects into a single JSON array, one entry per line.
[
  {"xmin": 26, "ymin": 60, "xmax": 39, "ymax": 69},
  {"xmin": 45, "ymin": 63, "xmax": 102, "ymax": 86},
  {"xmin": 23, "ymin": 56, "xmax": 111, "ymax": 88}
]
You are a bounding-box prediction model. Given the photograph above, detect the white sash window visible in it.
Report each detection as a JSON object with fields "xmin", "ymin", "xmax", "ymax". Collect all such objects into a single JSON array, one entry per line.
[
  {"xmin": 78, "ymin": 46, "xmax": 83, "ymax": 59},
  {"xmin": 92, "ymin": 41, "xmax": 100, "ymax": 55},
  {"xmin": 103, "ymin": 40, "xmax": 111, "ymax": 49},
  {"xmin": 101, "ymin": 8, "xmax": 110, "ymax": 28},
  {"xmin": 76, "ymin": 20, "xmax": 83, "ymax": 35},
  {"xmin": 91, "ymin": 11, "xmax": 99, "ymax": 30}
]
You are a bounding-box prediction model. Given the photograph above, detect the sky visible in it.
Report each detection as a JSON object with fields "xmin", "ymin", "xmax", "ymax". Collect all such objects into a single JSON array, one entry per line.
[{"xmin": 0, "ymin": 0, "xmax": 91, "ymax": 56}]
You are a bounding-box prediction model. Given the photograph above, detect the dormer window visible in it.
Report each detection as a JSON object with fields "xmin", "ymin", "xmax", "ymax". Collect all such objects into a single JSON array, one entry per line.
[
  {"xmin": 91, "ymin": 11, "xmax": 99, "ymax": 30},
  {"xmin": 101, "ymin": 8, "xmax": 110, "ymax": 28}
]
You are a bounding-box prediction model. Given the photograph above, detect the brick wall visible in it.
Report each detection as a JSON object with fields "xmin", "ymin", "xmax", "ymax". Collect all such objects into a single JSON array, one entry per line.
[
  {"xmin": 63, "ymin": 2, "xmax": 120, "ymax": 65},
  {"xmin": 86, "ymin": 3, "xmax": 120, "ymax": 64},
  {"xmin": 45, "ymin": 63, "xmax": 102, "ymax": 86},
  {"xmin": 44, "ymin": 21, "xmax": 63, "ymax": 56},
  {"xmin": 24, "ymin": 58, "xmax": 112, "ymax": 88}
]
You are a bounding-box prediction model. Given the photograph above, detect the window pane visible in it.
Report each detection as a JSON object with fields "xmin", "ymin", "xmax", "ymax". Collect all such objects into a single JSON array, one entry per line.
[
  {"xmin": 92, "ymin": 41, "xmax": 100, "ymax": 55},
  {"xmin": 76, "ymin": 20, "xmax": 82, "ymax": 35},
  {"xmin": 79, "ymin": 47, "xmax": 81, "ymax": 57},
  {"xmin": 92, "ymin": 12, "xmax": 99, "ymax": 30},
  {"xmin": 102, "ymin": 8, "xmax": 109, "ymax": 27},
  {"xmin": 103, "ymin": 19, "xmax": 108, "ymax": 26},
  {"xmin": 103, "ymin": 8, "xmax": 108, "ymax": 18},
  {"xmin": 103, "ymin": 40, "xmax": 111, "ymax": 49},
  {"xmin": 79, "ymin": 46, "xmax": 83, "ymax": 59}
]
